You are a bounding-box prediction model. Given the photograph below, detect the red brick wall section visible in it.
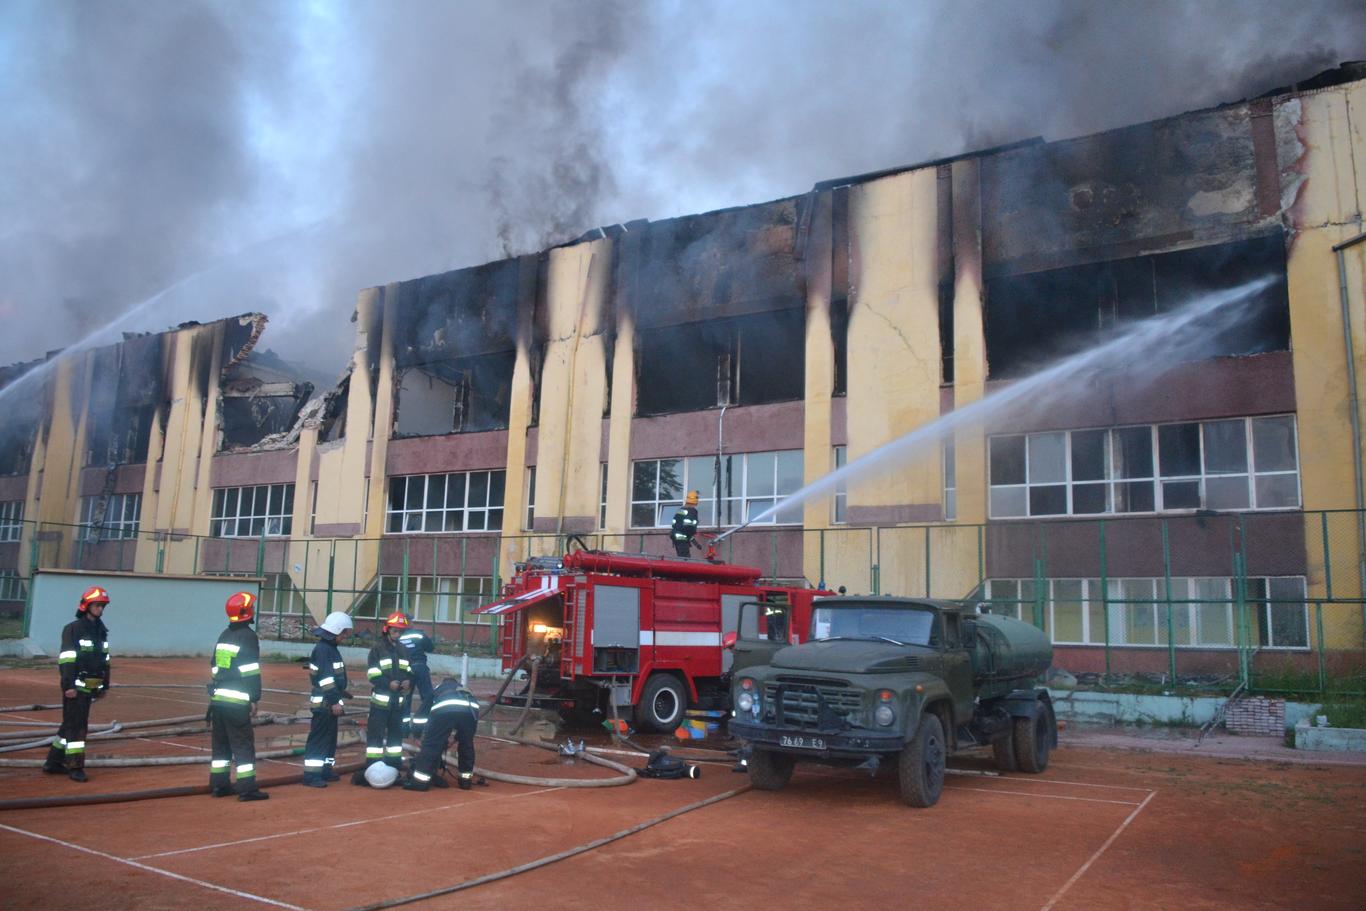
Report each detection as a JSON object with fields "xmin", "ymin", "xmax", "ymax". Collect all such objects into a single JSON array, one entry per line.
[{"xmin": 1225, "ymin": 695, "xmax": 1285, "ymax": 735}]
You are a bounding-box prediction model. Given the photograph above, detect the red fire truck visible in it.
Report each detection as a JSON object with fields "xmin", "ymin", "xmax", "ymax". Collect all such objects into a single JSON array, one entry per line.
[{"xmin": 475, "ymin": 549, "xmax": 830, "ymax": 731}]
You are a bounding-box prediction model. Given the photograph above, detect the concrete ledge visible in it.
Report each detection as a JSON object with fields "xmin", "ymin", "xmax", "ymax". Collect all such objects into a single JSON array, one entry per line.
[
  {"xmin": 260, "ymin": 639, "xmax": 506, "ymax": 679},
  {"xmin": 1050, "ymin": 688, "xmax": 1320, "ymax": 733},
  {"xmin": 0, "ymin": 638, "xmax": 46, "ymax": 659},
  {"xmin": 1295, "ymin": 720, "xmax": 1366, "ymax": 752}
]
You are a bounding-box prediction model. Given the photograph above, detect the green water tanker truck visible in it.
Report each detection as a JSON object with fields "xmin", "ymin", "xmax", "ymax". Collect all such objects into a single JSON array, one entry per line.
[{"xmin": 728, "ymin": 595, "xmax": 1056, "ymax": 807}]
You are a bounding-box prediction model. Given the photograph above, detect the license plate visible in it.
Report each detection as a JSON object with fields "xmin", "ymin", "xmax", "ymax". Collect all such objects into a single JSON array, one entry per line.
[{"xmin": 779, "ymin": 734, "xmax": 826, "ymax": 750}]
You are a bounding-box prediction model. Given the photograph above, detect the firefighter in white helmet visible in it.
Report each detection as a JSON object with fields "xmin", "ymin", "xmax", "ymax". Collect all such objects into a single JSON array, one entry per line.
[{"xmin": 302, "ymin": 611, "xmax": 353, "ymax": 787}]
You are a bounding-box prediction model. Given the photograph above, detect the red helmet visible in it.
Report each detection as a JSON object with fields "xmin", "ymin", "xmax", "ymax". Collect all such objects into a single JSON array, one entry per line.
[
  {"xmin": 383, "ymin": 611, "xmax": 411, "ymax": 632},
  {"xmin": 78, "ymin": 586, "xmax": 110, "ymax": 612},
  {"xmin": 226, "ymin": 591, "xmax": 256, "ymax": 623}
]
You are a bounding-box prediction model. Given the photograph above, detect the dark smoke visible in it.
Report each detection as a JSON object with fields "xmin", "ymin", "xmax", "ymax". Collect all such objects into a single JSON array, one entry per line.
[{"xmin": 0, "ymin": 0, "xmax": 1362, "ymax": 373}]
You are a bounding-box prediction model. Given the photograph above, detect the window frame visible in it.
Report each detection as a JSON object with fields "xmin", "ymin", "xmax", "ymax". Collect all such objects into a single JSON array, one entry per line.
[
  {"xmin": 384, "ymin": 470, "xmax": 506, "ymax": 535},
  {"xmin": 987, "ymin": 416, "xmax": 1301, "ymax": 519},
  {"xmin": 78, "ymin": 493, "xmax": 142, "ymax": 541},
  {"xmin": 210, "ymin": 484, "xmax": 294, "ymax": 538},
  {"xmin": 0, "ymin": 500, "xmax": 24, "ymax": 543},
  {"xmin": 629, "ymin": 450, "xmax": 804, "ymax": 529}
]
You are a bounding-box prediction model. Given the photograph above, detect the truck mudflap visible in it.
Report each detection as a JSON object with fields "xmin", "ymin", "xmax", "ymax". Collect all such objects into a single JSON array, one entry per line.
[
  {"xmin": 996, "ymin": 689, "xmax": 1058, "ymax": 748},
  {"xmin": 730, "ymin": 719, "xmax": 903, "ymax": 757}
]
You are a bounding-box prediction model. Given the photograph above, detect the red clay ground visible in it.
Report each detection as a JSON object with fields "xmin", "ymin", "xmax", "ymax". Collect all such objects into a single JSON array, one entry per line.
[{"xmin": 2, "ymin": 658, "xmax": 1364, "ymax": 911}]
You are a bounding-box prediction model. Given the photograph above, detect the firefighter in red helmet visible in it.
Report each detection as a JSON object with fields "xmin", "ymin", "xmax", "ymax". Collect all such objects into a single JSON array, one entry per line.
[
  {"xmin": 207, "ymin": 591, "xmax": 268, "ymax": 801},
  {"xmin": 42, "ymin": 586, "xmax": 112, "ymax": 782},
  {"xmin": 354, "ymin": 611, "xmax": 415, "ymax": 785}
]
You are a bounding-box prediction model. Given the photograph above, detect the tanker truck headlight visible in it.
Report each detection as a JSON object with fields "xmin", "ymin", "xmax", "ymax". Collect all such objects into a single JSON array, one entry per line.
[
  {"xmin": 874, "ymin": 689, "xmax": 896, "ymax": 726},
  {"xmin": 736, "ymin": 678, "xmax": 756, "ymax": 713}
]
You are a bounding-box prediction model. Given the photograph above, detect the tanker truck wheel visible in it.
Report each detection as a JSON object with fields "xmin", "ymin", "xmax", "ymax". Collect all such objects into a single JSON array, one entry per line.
[
  {"xmin": 747, "ymin": 748, "xmax": 795, "ymax": 791},
  {"xmin": 991, "ymin": 734, "xmax": 1018, "ymax": 772},
  {"xmin": 1012, "ymin": 707, "xmax": 1053, "ymax": 773},
  {"xmin": 638, "ymin": 673, "xmax": 688, "ymax": 733},
  {"xmin": 898, "ymin": 712, "xmax": 945, "ymax": 807}
]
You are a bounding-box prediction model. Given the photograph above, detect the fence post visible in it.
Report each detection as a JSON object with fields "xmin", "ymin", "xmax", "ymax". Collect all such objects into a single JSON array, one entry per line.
[
  {"xmin": 1316, "ymin": 602, "xmax": 1327, "ymax": 693},
  {"xmin": 254, "ymin": 531, "xmax": 266, "ymax": 580},
  {"xmin": 192, "ymin": 536, "xmax": 200, "ymax": 576},
  {"xmin": 977, "ymin": 524, "xmax": 984, "ymax": 592},
  {"xmin": 1234, "ymin": 514, "xmax": 1250, "ymax": 688},
  {"xmin": 1032, "ymin": 556, "xmax": 1045, "ymax": 631},
  {"xmin": 1100, "ymin": 518, "xmax": 1110, "ymax": 679},
  {"xmin": 818, "ymin": 529, "xmax": 826, "ymax": 589},
  {"xmin": 770, "ymin": 530, "xmax": 778, "ymax": 579},
  {"xmin": 431, "ymin": 537, "xmax": 439, "ymax": 623},
  {"xmin": 400, "ymin": 538, "xmax": 411, "ymax": 616},
  {"xmin": 22, "ymin": 536, "xmax": 39, "ymax": 638},
  {"xmin": 1162, "ymin": 519, "xmax": 1176, "ymax": 684},
  {"xmin": 156, "ymin": 534, "xmax": 166, "ymax": 574},
  {"xmin": 924, "ymin": 526, "xmax": 931, "ymax": 598},
  {"xmin": 459, "ymin": 537, "xmax": 468, "ymax": 652},
  {"xmin": 325, "ymin": 541, "xmax": 336, "ymax": 613}
]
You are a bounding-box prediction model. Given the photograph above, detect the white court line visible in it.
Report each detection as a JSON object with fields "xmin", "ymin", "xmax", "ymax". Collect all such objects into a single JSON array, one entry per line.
[
  {"xmin": 988, "ymin": 775, "xmax": 1154, "ymax": 793},
  {"xmin": 132, "ymin": 737, "xmax": 301, "ymax": 769},
  {"xmin": 0, "ymin": 821, "xmax": 307, "ymax": 910},
  {"xmin": 1039, "ymin": 790, "xmax": 1158, "ymax": 911},
  {"xmin": 947, "ymin": 785, "xmax": 1142, "ymax": 806},
  {"xmin": 132, "ymin": 785, "xmax": 564, "ymax": 860}
]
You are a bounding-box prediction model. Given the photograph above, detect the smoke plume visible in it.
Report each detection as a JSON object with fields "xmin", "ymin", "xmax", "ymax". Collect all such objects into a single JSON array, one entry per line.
[{"xmin": 0, "ymin": 0, "xmax": 1362, "ymax": 373}]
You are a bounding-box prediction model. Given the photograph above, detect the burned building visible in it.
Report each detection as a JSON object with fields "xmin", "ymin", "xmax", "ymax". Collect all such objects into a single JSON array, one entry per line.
[{"xmin": 3, "ymin": 63, "xmax": 1366, "ymax": 680}]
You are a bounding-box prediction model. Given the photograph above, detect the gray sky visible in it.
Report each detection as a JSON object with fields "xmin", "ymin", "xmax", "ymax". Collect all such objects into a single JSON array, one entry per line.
[{"xmin": 2, "ymin": 0, "xmax": 1362, "ymax": 374}]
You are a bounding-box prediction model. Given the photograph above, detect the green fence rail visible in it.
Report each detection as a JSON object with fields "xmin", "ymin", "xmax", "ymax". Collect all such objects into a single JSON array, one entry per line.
[{"xmin": 3, "ymin": 510, "xmax": 1363, "ymax": 695}]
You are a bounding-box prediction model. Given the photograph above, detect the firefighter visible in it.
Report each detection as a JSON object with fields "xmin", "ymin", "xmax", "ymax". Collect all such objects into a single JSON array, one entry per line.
[
  {"xmin": 42, "ymin": 585, "xmax": 112, "ymax": 782},
  {"xmin": 302, "ymin": 611, "xmax": 353, "ymax": 787},
  {"xmin": 670, "ymin": 490, "xmax": 701, "ymax": 557},
  {"xmin": 403, "ymin": 677, "xmax": 480, "ymax": 791},
  {"xmin": 353, "ymin": 611, "xmax": 414, "ymax": 785},
  {"xmin": 397, "ymin": 624, "xmax": 435, "ymax": 740},
  {"xmin": 208, "ymin": 592, "xmax": 268, "ymax": 801}
]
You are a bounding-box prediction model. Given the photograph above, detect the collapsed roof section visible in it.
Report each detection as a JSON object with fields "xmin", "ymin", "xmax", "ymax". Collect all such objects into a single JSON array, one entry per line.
[{"xmin": 216, "ymin": 315, "xmax": 331, "ymax": 452}]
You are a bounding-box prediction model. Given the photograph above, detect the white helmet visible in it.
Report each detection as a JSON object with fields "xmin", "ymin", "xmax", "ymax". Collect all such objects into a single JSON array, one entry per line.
[
  {"xmin": 365, "ymin": 763, "xmax": 399, "ymax": 788},
  {"xmin": 320, "ymin": 611, "xmax": 354, "ymax": 636}
]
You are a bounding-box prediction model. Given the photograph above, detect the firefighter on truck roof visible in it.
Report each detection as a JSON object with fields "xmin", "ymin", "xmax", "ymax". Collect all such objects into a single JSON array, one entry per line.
[
  {"xmin": 404, "ymin": 676, "xmax": 481, "ymax": 791},
  {"xmin": 302, "ymin": 611, "xmax": 354, "ymax": 788},
  {"xmin": 43, "ymin": 585, "xmax": 112, "ymax": 782},
  {"xmin": 354, "ymin": 611, "xmax": 414, "ymax": 785},
  {"xmin": 671, "ymin": 490, "xmax": 701, "ymax": 557},
  {"xmin": 208, "ymin": 591, "xmax": 268, "ymax": 801}
]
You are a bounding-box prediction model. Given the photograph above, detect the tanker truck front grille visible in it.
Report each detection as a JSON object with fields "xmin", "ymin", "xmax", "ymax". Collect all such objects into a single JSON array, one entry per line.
[{"xmin": 764, "ymin": 680, "xmax": 861, "ymax": 729}]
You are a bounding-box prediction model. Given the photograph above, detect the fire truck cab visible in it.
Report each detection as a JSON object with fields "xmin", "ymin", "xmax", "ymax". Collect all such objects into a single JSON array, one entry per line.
[{"xmin": 476, "ymin": 550, "xmax": 829, "ymax": 731}]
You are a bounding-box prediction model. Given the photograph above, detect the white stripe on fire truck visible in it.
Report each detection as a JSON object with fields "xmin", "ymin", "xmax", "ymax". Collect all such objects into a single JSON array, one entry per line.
[{"xmin": 639, "ymin": 631, "xmax": 722, "ymax": 647}]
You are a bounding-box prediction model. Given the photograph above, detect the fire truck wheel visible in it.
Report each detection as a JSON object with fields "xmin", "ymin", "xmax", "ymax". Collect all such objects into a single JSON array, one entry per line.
[
  {"xmin": 638, "ymin": 674, "xmax": 688, "ymax": 732},
  {"xmin": 747, "ymin": 748, "xmax": 795, "ymax": 791}
]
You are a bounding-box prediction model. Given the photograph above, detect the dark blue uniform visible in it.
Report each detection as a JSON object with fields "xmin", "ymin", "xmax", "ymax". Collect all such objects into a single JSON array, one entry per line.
[
  {"xmin": 303, "ymin": 630, "xmax": 349, "ymax": 785},
  {"xmin": 396, "ymin": 630, "xmax": 434, "ymax": 738},
  {"xmin": 406, "ymin": 679, "xmax": 479, "ymax": 790}
]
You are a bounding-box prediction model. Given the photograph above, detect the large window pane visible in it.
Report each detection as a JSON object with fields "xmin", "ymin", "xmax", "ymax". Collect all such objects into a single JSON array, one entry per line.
[
  {"xmin": 1113, "ymin": 480, "xmax": 1155, "ymax": 513},
  {"xmin": 1162, "ymin": 480, "xmax": 1200, "ymax": 509},
  {"xmin": 1202, "ymin": 420, "xmax": 1248, "ymax": 474},
  {"xmin": 1071, "ymin": 430, "xmax": 1107, "ymax": 482},
  {"xmin": 658, "ymin": 460, "xmax": 684, "ymax": 501},
  {"xmin": 633, "ymin": 462, "xmax": 657, "ymax": 502},
  {"xmin": 990, "ymin": 436, "xmax": 1026, "ymax": 485},
  {"xmin": 1158, "ymin": 423, "xmax": 1200, "ymax": 477},
  {"xmin": 1052, "ymin": 580, "xmax": 1084, "ymax": 643},
  {"xmin": 775, "ymin": 451, "xmax": 803, "ymax": 494},
  {"xmin": 1112, "ymin": 427, "xmax": 1153, "ymax": 479},
  {"xmin": 1255, "ymin": 475, "xmax": 1299, "ymax": 508},
  {"xmin": 1205, "ymin": 476, "xmax": 1250, "ymax": 510},
  {"xmin": 1028, "ymin": 433, "xmax": 1066, "ymax": 483},
  {"xmin": 1193, "ymin": 578, "xmax": 1232, "ymax": 646},
  {"xmin": 1252, "ymin": 416, "xmax": 1297, "ymax": 472},
  {"xmin": 1073, "ymin": 483, "xmax": 1108, "ymax": 514},
  {"xmin": 990, "ymin": 486, "xmax": 1027, "ymax": 518},
  {"xmin": 747, "ymin": 452, "xmax": 776, "ymax": 497},
  {"xmin": 1029, "ymin": 485, "xmax": 1067, "ymax": 516}
]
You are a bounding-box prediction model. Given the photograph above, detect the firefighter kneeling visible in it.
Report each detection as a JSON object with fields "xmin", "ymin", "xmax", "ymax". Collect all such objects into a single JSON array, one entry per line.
[{"xmin": 404, "ymin": 677, "xmax": 480, "ymax": 791}]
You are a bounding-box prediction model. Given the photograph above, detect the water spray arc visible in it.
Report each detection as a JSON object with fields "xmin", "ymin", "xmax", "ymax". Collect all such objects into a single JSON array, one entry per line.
[{"xmin": 713, "ymin": 276, "xmax": 1276, "ymax": 544}]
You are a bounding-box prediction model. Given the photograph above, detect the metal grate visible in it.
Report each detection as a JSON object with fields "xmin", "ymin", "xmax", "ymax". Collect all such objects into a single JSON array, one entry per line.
[{"xmin": 764, "ymin": 678, "xmax": 861, "ymax": 729}]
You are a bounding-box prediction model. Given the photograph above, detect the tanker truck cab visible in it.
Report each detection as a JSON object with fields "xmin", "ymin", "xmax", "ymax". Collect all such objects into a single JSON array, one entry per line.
[{"xmin": 730, "ymin": 596, "xmax": 1056, "ymax": 808}]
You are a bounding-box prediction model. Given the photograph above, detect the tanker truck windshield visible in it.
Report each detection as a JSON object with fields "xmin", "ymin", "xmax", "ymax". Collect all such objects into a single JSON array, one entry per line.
[{"xmin": 811, "ymin": 605, "xmax": 935, "ymax": 646}]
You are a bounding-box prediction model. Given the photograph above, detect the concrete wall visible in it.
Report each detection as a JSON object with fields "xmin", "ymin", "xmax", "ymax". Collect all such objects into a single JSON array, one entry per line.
[{"xmin": 28, "ymin": 569, "xmax": 261, "ymax": 656}]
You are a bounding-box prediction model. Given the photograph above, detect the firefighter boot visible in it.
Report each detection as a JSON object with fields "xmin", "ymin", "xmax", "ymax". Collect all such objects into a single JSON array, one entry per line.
[
  {"xmin": 402, "ymin": 776, "xmax": 428, "ymax": 792},
  {"xmin": 458, "ymin": 772, "xmax": 473, "ymax": 791},
  {"xmin": 238, "ymin": 790, "xmax": 270, "ymax": 802},
  {"xmin": 68, "ymin": 769, "xmax": 88, "ymax": 783}
]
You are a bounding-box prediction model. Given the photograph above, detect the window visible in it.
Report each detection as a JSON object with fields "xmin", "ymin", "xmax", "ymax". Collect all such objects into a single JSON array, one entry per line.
[
  {"xmin": 988, "ymin": 416, "xmax": 1299, "ymax": 518},
  {"xmin": 524, "ymin": 467, "xmax": 537, "ymax": 531},
  {"xmin": 984, "ymin": 575, "xmax": 1307, "ymax": 649},
  {"xmin": 630, "ymin": 450, "xmax": 803, "ymax": 528},
  {"xmin": 0, "ymin": 500, "xmax": 23, "ymax": 543},
  {"xmin": 78, "ymin": 494, "xmax": 141, "ymax": 541},
  {"xmin": 0, "ymin": 570, "xmax": 27, "ymax": 601},
  {"xmin": 385, "ymin": 471, "xmax": 505, "ymax": 534},
  {"xmin": 258, "ymin": 573, "xmax": 307, "ymax": 615},
  {"xmin": 943, "ymin": 442, "xmax": 956, "ymax": 521},
  {"xmin": 833, "ymin": 446, "xmax": 848, "ymax": 524},
  {"xmin": 357, "ymin": 575, "xmax": 494, "ymax": 623},
  {"xmin": 599, "ymin": 463, "xmax": 609, "ymax": 529},
  {"xmin": 210, "ymin": 485, "xmax": 294, "ymax": 538}
]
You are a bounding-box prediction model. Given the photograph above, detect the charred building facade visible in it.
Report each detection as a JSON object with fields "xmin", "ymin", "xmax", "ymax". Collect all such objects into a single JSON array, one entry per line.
[{"xmin": 3, "ymin": 65, "xmax": 1365, "ymax": 676}]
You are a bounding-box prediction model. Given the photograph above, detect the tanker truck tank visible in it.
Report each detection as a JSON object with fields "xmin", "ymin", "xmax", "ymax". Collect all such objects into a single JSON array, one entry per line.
[{"xmin": 968, "ymin": 612, "xmax": 1053, "ymax": 700}]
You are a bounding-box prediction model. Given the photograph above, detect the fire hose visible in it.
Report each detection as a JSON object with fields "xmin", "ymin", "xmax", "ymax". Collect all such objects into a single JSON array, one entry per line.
[
  {"xmin": 341, "ymin": 785, "xmax": 750, "ymax": 911},
  {"xmin": 0, "ymin": 731, "xmax": 365, "ymax": 768}
]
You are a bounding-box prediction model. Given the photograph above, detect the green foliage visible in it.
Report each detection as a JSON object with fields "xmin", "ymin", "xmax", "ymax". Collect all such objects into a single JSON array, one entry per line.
[{"xmin": 1320, "ymin": 700, "xmax": 1366, "ymax": 729}]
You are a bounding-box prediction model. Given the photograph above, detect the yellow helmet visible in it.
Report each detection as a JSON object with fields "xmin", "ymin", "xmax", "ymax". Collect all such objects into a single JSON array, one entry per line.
[{"xmin": 685, "ymin": 490, "xmax": 699, "ymax": 506}]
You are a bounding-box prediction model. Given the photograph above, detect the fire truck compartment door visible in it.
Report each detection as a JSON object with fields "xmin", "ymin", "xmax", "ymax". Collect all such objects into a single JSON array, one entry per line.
[
  {"xmin": 474, "ymin": 581, "xmax": 561, "ymax": 616},
  {"xmin": 592, "ymin": 585, "xmax": 640, "ymax": 648}
]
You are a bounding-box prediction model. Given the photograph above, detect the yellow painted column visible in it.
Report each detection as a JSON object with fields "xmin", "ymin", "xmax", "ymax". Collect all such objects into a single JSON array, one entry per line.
[
  {"xmin": 846, "ymin": 169, "xmax": 942, "ymax": 595},
  {"xmin": 801, "ymin": 191, "xmax": 836, "ymax": 586},
  {"xmin": 604, "ymin": 306, "xmax": 636, "ymax": 547},
  {"xmin": 500, "ymin": 255, "xmax": 541, "ymax": 571}
]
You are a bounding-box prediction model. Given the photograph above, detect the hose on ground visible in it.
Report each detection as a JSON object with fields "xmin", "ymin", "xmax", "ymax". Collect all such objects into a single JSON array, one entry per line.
[
  {"xmin": 455, "ymin": 733, "xmax": 636, "ymax": 788},
  {"xmin": 0, "ymin": 703, "xmax": 61, "ymax": 713},
  {"xmin": 0, "ymin": 710, "xmax": 349, "ymax": 753},
  {"xmin": 0, "ymin": 731, "xmax": 364, "ymax": 767},
  {"xmin": 0, "ymin": 757, "xmax": 368, "ymax": 812},
  {"xmin": 0, "ymin": 723, "xmax": 124, "ymax": 754},
  {"xmin": 341, "ymin": 785, "xmax": 750, "ymax": 911},
  {"xmin": 113, "ymin": 683, "xmax": 313, "ymax": 697}
]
